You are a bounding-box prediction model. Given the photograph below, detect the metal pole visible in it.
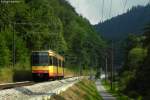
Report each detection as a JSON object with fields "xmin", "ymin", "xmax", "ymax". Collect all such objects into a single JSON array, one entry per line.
[
  {"xmin": 105, "ymin": 56, "xmax": 108, "ymax": 83},
  {"xmin": 95, "ymin": 54, "xmax": 97, "ymax": 79},
  {"xmin": 111, "ymin": 42, "xmax": 114, "ymax": 90},
  {"xmin": 79, "ymin": 61, "xmax": 81, "ymax": 76},
  {"xmin": 13, "ymin": 23, "xmax": 15, "ymax": 69}
]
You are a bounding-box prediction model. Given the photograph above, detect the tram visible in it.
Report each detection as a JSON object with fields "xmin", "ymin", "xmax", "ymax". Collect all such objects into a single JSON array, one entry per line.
[{"xmin": 31, "ymin": 50, "xmax": 64, "ymax": 80}]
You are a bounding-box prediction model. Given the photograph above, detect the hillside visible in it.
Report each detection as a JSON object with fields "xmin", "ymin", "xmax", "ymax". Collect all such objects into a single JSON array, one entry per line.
[
  {"xmin": 0, "ymin": 0, "xmax": 105, "ymax": 82},
  {"xmin": 51, "ymin": 79, "xmax": 102, "ymax": 100},
  {"xmin": 94, "ymin": 4, "xmax": 150, "ymax": 41}
]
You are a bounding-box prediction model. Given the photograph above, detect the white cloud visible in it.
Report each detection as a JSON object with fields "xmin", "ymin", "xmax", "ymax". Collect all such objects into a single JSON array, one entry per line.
[{"xmin": 67, "ymin": 0, "xmax": 149, "ymax": 25}]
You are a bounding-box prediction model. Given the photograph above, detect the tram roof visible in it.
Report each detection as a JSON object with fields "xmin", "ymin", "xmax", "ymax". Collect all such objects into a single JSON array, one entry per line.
[{"xmin": 32, "ymin": 50, "xmax": 64, "ymax": 61}]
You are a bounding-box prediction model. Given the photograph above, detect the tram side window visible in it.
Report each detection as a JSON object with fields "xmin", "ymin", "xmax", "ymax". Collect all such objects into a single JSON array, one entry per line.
[
  {"xmin": 62, "ymin": 61, "xmax": 64, "ymax": 68},
  {"xmin": 53, "ymin": 57, "xmax": 58, "ymax": 66},
  {"xmin": 56, "ymin": 58, "xmax": 59, "ymax": 67},
  {"xmin": 49, "ymin": 56, "xmax": 53, "ymax": 66},
  {"xmin": 59, "ymin": 60, "xmax": 61, "ymax": 67}
]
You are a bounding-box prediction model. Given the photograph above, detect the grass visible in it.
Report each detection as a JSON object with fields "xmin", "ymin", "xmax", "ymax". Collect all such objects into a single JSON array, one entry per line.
[
  {"xmin": 64, "ymin": 68, "xmax": 76, "ymax": 77},
  {"xmin": 64, "ymin": 67, "xmax": 91, "ymax": 78},
  {"xmin": 0, "ymin": 63, "xmax": 32, "ymax": 83},
  {"xmin": 101, "ymin": 80, "xmax": 138, "ymax": 100},
  {"xmin": 0, "ymin": 67, "xmax": 13, "ymax": 83},
  {"xmin": 51, "ymin": 79, "xmax": 103, "ymax": 100}
]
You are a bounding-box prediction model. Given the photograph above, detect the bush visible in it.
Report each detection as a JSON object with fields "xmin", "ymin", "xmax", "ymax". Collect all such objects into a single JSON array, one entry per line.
[
  {"xmin": 0, "ymin": 34, "xmax": 10, "ymax": 67},
  {"xmin": 95, "ymin": 71, "xmax": 100, "ymax": 79},
  {"xmin": 119, "ymin": 71, "xmax": 134, "ymax": 92},
  {"xmin": 128, "ymin": 91, "xmax": 139, "ymax": 98}
]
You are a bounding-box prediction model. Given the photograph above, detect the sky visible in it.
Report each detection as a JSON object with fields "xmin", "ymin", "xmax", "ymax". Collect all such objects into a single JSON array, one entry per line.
[{"xmin": 67, "ymin": 0, "xmax": 150, "ymax": 25}]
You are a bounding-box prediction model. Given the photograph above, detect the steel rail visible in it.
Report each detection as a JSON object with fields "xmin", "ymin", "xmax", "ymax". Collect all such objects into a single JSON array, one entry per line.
[
  {"xmin": 0, "ymin": 81, "xmax": 34, "ymax": 90},
  {"xmin": 0, "ymin": 76, "xmax": 79, "ymax": 90}
]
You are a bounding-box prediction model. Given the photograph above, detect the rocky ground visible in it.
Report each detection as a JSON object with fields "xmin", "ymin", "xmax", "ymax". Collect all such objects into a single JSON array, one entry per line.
[{"xmin": 0, "ymin": 77, "xmax": 82, "ymax": 100}]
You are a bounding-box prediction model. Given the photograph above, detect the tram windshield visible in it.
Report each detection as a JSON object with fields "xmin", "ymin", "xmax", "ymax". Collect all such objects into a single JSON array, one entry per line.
[{"xmin": 32, "ymin": 52, "xmax": 49, "ymax": 66}]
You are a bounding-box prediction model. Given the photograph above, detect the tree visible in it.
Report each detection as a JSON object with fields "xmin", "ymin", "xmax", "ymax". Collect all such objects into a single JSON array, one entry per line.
[{"xmin": 0, "ymin": 33, "xmax": 10, "ymax": 67}]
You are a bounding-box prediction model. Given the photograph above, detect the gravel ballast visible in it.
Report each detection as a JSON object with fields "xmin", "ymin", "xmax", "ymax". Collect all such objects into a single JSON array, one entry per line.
[{"xmin": 0, "ymin": 77, "xmax": 82, "ymax": 100}]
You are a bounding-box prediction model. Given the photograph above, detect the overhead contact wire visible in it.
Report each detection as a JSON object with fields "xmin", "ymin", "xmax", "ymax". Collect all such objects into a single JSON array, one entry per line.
[
  {"xmin": 109, "ymin": 0, "xmax": 112, "ymax": 18},
  {"xmin": 123, "ymin": 0, "xmax": 128, "ymax": 12},
  {"xmin": 101, "ymin": 0, "xmax": 105, "ymax": 22}
]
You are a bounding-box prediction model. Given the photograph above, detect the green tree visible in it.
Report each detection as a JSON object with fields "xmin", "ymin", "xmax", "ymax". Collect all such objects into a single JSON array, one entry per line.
[{"xmin": 0, "ymin": 34, "xmax": 10, "ymax": 67}]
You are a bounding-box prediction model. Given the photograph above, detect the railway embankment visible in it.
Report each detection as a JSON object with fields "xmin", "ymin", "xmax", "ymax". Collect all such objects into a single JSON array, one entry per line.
[
  {"xmin": 51, "ymin": 79, "xmax": 102, "ymax": 100},
  {"xmin": 0, "ymin": 77, "xmax": 82, "ymax": 100}
]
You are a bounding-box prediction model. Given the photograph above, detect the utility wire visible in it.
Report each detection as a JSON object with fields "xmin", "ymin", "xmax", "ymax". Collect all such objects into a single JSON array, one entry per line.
[
  {"xmin": 123, "ymin": 0, "xmax": 128, "ymax": 12},
  {"xmin": 120, "ymin": 0, "xmax": 124, "ymax": 13},
  {"xmin": 77, "ymin": 0, "xmax": 80, "ymax": 15},
  {"xmin": 101, "ymin": 0, "xmax": 105, "ymax": 22},
  {"xmin": 146, "ymin": 0, "xmax": 150, "ymax": 4},
  {"xmin": 109, "ymin": 0, "xmax": 112, "ymax": 18}
]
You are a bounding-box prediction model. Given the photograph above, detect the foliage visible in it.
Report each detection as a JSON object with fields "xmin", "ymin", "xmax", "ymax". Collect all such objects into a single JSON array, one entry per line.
[
  {"xmin": 95, "ymin": 4, "xmax": 150, "ymax": 41},
  {"xmin": 95, "ymin": 5, "xmax": 150, "ymax": 66},
  {"xmin": 0, "ymin": 68, "xmax": 13, "ymax": 83},
  {"xmin": 128, "ymin": 47, "xmax": 146, "ymax": 70},
  {"xmin": 51, "ymin": 79, "xmax": 103, "ymax": 100},
  {"xmin": 101, "ymin": 80, "xmax": 136, "ymax": 100},
  {"xmin": 119, "ymin": 25, "xmax": 150, "ymax": 99},
  {"xmin": 0, "ymin": 33, "xmax": 10, "ymax": 67},
  {"xmin": 0, "ymin": 0, "xmax": 105, "ymax": 81}
]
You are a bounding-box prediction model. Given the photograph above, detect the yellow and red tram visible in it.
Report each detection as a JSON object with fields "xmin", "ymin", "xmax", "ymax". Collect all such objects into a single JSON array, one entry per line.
[{"xmin": 31, "ymin": 50, "xmax": 64, "ymax": 80}]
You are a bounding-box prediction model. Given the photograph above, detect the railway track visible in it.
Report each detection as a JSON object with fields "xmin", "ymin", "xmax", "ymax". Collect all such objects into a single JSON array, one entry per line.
[
  {"xmin": 0, "ymin": 76, "xmax": 78, "ymax": 90},
  {"xmin": 0, "ymin": 77, "xmax": 82, "ymax": 100},
  {"xmin": 0, "ymin": 81, "xmax": 34, "ymax": 90}
]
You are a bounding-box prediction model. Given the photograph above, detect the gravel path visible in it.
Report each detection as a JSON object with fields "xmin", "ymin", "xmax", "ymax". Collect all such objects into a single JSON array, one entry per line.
[
  {"xmin": 95, "ymin": 79, "xmax": 116, "ymax": 100},
  {"xmin": 0, "ymin": 77, "xmax": 81, "ymax": 100}
]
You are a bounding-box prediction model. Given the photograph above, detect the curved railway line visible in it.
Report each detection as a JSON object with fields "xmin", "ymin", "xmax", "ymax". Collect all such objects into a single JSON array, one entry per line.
[
  {"xmin": 0, "ymin": 76, "xmax": 83, "ymax": 100},
  {"xmin": 0, "ymin": 76, "xmax": 79, "ymax": 90},
  {"xmin": 0, "ymin": 81, "xmax": 34, "ymax": 90}
]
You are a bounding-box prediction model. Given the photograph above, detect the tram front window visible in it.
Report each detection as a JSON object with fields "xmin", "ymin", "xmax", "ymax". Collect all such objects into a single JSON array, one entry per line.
[{"xmin": 32, "ymin": 52, "xmax": 49, "ymax": 66}]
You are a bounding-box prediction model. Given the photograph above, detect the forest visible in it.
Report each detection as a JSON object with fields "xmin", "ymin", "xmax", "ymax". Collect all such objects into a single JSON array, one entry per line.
[
  {"xmin": 117, "ymin": 24, "xmax": 150, "ymax": 99},
  {"xmin": 1, "ymin": 0, "xmax": 150, "ymax": 99},
  {"xmin": 94, "ymin": 3, "xmax": 150, "ymax": 99},
  {"xmin": 94, "ymin": 4, "xmax": 150, "ymax": 68},
  {"xmin": 95, "ymin": 4, "xmax": 150, "ymax": 40},
  {"xmin": 0, "ymin": 0, "xmax": 105, "ymax": 82}
]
